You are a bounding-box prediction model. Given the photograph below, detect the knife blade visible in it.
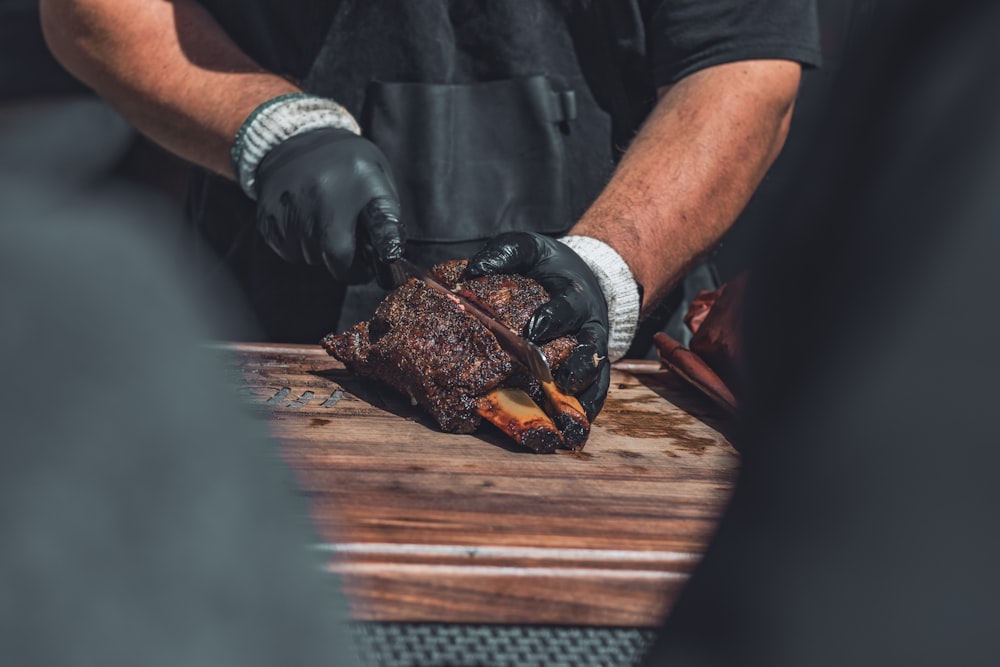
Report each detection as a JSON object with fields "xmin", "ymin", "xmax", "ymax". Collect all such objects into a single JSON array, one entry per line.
[{"xmin": 388, "ymin": 258, "xmax": 554, "ymax": 383}]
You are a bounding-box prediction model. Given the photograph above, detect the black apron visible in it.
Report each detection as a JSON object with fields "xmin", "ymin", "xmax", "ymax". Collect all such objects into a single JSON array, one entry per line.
[{"xmin": 189, "ymin": 1, "xmax": 660, "ymax": 343}]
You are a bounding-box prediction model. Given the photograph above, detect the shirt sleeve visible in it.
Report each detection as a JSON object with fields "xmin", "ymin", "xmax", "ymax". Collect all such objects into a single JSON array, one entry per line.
[{"xmin": 646, "ymin": 0, "xmax": 823, "ymax": 87}]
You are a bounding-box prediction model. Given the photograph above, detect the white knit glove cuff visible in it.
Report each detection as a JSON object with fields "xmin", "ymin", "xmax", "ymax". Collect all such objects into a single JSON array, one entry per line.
[
  {"xmin": 558, "ymin": 235, "xmax": 641, "ymax": 362},
  {"xmin": 230, "ymin": 92, "xmax": 361, "ymax": 200}
]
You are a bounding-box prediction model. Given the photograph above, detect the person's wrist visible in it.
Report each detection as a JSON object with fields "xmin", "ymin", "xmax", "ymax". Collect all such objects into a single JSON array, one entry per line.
[
  {"xmin": 557, "ymin": 235, "xmax": 641, "ymax": 362},
  {"xmin": 231, "ymin": 93, "xmax": 361, "ymax": 200}
]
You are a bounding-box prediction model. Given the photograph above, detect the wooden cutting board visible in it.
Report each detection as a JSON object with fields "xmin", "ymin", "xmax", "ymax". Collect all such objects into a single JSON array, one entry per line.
[{"xmin": 225, "ymin": 342, "xmax": 739, "ymax": 627}]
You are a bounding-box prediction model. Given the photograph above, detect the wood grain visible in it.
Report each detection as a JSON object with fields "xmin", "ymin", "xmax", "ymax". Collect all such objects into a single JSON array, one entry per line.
[{"xmin": 223, "ymin": 343, "xmax": 739, "ymax": 627}]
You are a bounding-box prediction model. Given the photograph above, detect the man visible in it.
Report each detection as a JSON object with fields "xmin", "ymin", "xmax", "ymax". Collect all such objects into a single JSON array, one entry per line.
[{"xmin": 39, "ymin": 0, "xmax": 820, "ymax": 419}]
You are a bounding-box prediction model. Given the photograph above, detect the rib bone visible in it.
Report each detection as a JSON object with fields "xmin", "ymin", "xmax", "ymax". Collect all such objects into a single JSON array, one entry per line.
[
  {"xmin": 476, "ymin": 387, "xmax": 563, "ymax": 453},
  {"xmin": 539, "ymin": 380, "xmax": 589, "ymax": 451}
]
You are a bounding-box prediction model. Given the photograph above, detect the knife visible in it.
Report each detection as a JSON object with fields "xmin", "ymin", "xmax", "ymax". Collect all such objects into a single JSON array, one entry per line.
[
  {"xmin": 652, "ymin": 331, "xmax": 739, "ymax": 418},
  {"xmin": 388, "ymin": 257, "xmax": 554, "ymax": 383}
]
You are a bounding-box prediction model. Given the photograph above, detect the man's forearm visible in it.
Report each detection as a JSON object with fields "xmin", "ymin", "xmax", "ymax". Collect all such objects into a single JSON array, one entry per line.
[
  {"xmin": 40, "ymin": 0, "xmax": 299, "ymax": 177},
  {"xmin": 570, "ymin": 59, "xmax": 802, "ymax": 314}
]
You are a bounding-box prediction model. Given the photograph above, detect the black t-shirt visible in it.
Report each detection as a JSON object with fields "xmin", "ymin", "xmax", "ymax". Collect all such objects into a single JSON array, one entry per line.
[
  {"xmin": 191, "ymin": 0, "xmax": 821, "ymax": 342},
  {"xmin": 647, "ymin": 1, "xmax": 822, "ymax": 84},
  {"xmin": 200, "ymin": 0, "xmax": 820, "ymax": 141}
]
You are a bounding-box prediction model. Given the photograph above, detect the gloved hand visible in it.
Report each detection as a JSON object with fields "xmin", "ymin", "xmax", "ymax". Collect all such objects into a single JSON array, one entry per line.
[
  {"xmin": 254, "ymin": 127, "xmax": 405, "ymax": 286},
  {"xmin": 464, "ymin": 231, "xmax": 611, "ymax": 420}
]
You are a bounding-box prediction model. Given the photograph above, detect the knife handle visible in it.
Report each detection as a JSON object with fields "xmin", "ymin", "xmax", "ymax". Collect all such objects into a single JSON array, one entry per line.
[{"xmin": 653, "ymin": 332, "xmax": 739, "ymax": 418}]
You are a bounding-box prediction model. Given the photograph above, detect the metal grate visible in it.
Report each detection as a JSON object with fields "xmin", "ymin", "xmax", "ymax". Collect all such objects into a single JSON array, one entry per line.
[{"xmin": 351, "ymin": 623, "xmax": 657, "ymax": 667}]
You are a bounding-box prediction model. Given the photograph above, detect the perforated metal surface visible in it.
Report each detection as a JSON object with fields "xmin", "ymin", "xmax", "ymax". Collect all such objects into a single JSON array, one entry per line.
[{"xmin": 351, "ymin": 623, "xmax": 656, "ymax": 667}]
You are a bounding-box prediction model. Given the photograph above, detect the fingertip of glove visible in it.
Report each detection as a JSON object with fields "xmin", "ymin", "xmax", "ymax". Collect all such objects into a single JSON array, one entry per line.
[
  {"xmin": 555, "ymin": 343, "xmax": 603, "ymax": 394},
  {"xmin": 525, "ymin": 308, "xmax": 555, "ymax": 342},
  {"xmin": 460, "ymin": 260, "xmax": 486, "ymax": 280},
  {"xmin": 462, "ymin": 251, "xmax": 509, "ymax": 280},
  {"xmin": 384, "ymin": 244, "xmax": 404, "ymax": 262},
  {"xmin": 378, "ymin": 234, "xmax": 404, "ymax": 262},
  {"xmin": 362, "ymin": 199, "xmax": 406, "ymax": 262},
  {"xmin": 576, "ymin": 358, "xmax": 611, "ymax": 421},
  {"xmin": 464, "ymin": 232, "xmax": 543, "ymax": 278},
  {"xmin": 526, "ymin": 295, "xmax": 588, "ymax": 343}
]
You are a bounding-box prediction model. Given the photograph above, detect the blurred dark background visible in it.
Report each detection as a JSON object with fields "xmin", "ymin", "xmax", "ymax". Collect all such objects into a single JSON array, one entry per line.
[
  {"xmin": 1, "ymin": 2, "xmax": 361, "ymax": 664},
  {"xmin": 643, "ymin": 0, "xmax": 1000, "ymax": 664}
]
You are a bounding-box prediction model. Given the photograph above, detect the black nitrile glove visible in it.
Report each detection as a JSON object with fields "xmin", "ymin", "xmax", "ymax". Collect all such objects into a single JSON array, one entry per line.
[
  {"xmin": 464, "ymin": 231, "xmax": 611, "ymax": 420},
  {"xmin": 254, "ymin": 127, "xmax": 405, "ymax": 286}
]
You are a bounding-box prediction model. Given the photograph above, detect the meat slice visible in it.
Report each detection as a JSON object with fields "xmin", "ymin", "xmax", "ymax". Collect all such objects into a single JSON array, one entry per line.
[{"xmin": 321, "ymin": 260, "xmax": 589, "ymax": 451}]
